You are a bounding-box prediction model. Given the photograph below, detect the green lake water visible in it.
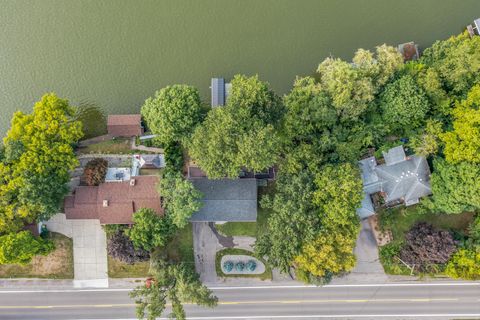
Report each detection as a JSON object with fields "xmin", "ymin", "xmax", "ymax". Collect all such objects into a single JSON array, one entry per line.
[{"xmin": 1, "ymin": 0, "xmax": 479, "ymax": 136}]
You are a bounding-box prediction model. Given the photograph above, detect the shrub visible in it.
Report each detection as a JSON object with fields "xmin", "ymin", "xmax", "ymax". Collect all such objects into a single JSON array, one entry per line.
[
  {"xmin": 399, "ymin": 222, "xmax": 456, "ymax": 272},
  {"xmin": 445, "ymin": 248, "xmax": 480, "ymax": 280},
  {"xmin": 246, "ymin": 260, "xmax": 257, "ymax": 271},
  {"xmin": 107, "ymin": 230, "xmax": 150, "ymax": 264},
  {"xmin": 83, "ymin": 158, "xmax": 108, "ymax": 186},
  {"xmin": 223, "ymin": 261, "xmax": 234, "ymax": 272},
  {"xmin": 125, "ymin": 208, "xmax": 176, "ymax": 251},
  {"xmin": 103, "ymin": 224, "xmax": 128, "ymax": 237},
  {"xmin": 0, "ymin": 231, "xmax": 54, "ymax": 265},
  {"xmin": 235, "ymin": 262, "xmax": 245, "ymax": 272}
]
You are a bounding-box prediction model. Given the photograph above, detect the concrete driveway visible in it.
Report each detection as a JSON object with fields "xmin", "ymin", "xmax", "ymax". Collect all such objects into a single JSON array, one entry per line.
[
  {"xmin": 332, "ymin": 218, "xmax": 387, "ymax": 284},
  {"xmin": 192, "ymin": 222, "xmax": 221, "ymax": 283},
  {"xmin": 44, "ymin": 214, "xmax": 108, "ymax": 288}
]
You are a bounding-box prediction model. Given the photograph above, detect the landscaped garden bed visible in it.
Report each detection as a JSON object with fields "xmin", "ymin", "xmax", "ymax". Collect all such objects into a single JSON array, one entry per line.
[
  {"xmin": 0, "ymin": 232, "xmax": 73, "ymax": 279},
  {"xmin": 215, "ymin": 248, "xmax": 272, "ymax": 280},
  {"xmin": 377, "ymin": 205, "xmax": 474, "ymax": 276}
]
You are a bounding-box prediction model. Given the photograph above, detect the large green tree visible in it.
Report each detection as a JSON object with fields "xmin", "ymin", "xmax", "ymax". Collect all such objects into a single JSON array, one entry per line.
[
  {"xmin": 255, "ymin": 171, "xmax": 320, "ymax": 272},
  {"xmin": 126, "ymin": 208, "xmax": 176, "ymax": 251},
  {"xmin": 313, "ymin": 163, "xmax": 363, "ymax": 226},
  {"xmin": 441, "ymin": 85, "xmax": 480, "ymax": 164},
  {"xmin": 379, "ymin": 74, "xmax": 430, "ymax": 133},
  {"xmin": 189, "ymin": 75, "xmax": 283, "ymax": 178},
  {"xmin": 130, "ymin": 257, "xmax": 217, "ymax": 320},
  {"xmin": 0, "ymin": 93, "xmax": 83, "ymax": 233},
  {"xmin": 159, "ymin": 172, "xmax": 203, "ymax": 229},
  {"xmin": 141, "ymin": 85, "xmax": 204, "ymax": 146},
  {"xmin": 429, "ymin": 158, "xmax": 480, "ymax": 214},
  {"xmin": 281, "ymin": 77, "xmax": 373, "ymax": 174},
  {"xmin": 421, "ymin": 31, "xmax": 480, "ymax": 96}
]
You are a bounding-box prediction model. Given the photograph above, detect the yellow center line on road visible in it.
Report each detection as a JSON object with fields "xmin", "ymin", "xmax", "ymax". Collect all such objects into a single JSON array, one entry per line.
[{"xmin": 0, "ymin": 298, "xmax": 459, "ymax": 309}]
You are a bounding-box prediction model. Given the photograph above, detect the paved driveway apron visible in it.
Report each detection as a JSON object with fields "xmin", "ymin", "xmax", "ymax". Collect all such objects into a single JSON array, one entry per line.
[
  {"xmin": 192, "ymin": 222, "xmax": 222, "ymax": 283},
  {"xmin": 45, "ymin": 214, "xmax": 108, "ymax": 288}
]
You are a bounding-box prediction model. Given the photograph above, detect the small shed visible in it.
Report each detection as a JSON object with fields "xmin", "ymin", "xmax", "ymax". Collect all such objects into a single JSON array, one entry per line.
[{"xmin": 107, "ymin": 114, "xmax": 144, "ymax": 137}]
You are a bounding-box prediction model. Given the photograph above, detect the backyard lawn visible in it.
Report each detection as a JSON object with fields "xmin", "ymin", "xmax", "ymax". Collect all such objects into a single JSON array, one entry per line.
[
  {"xmin": 377, "ymin": 205, "xmax": 474, "ymax": 275},
  {"xmin": 77, "ymin": 138, "xmax": 136, "ymax": 155},
  {"xmin": 0, "ymin": 233, "xmax": 73, "ymax": 279}
]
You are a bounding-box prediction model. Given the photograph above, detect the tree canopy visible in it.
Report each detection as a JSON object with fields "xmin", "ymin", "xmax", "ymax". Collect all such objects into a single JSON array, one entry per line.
[
  {"xmin": 255, "ymin": 171, "xmax": 320, "ymax": 272},
  {"xmin": 379, "ymin": 74, "xmax": 430, "ymax": 133},
  {"xmin": 429, "ymin": 158, "xmax": 480, "ymax": 214},
  {"xmin": 141, "ymin": 85, "xmax": 204, "ymax": 146},
  {"xmin": 159, "ymin": 172, "xmax": 203, "ymax": 229},
  {"xmin": 130, "ymin": 256, "xmax": 217, "ymax": 320},
  {"xmin": 126, "ymin": 208, "xmax": 176, "ymax": 252},
  {"xmin": 399, "ymin": 223, "xmax": 456, "ymax": 272},
  {"xmin": 421, "ymin": 31, "xmax": 480, "ymax": 96},
  {"xmin": 0, "ymin": 93, "xmax": 83, "ymax": 233},
  {"xmin": 441, "ymin": 85, "xmax": 480, "ymax": 164},
  {"xmin": 189, "ymin": 75, "xmax": 283, "ymax": 178}
]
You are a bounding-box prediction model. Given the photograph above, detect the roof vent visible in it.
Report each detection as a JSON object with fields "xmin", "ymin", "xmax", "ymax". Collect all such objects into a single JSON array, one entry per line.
[
  {"xmin": 130, "ymin": 179, "xmax": 136, "ymax": 186},
  {"xmin": 103, "ymin": 200, "xmax": 109, "ymax": 207}
]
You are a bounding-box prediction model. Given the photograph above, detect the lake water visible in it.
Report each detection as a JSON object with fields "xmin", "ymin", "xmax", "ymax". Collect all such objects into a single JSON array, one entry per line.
[{"xmin": 1, "ymin": 0, "xmax": 479, "ymax": 136}]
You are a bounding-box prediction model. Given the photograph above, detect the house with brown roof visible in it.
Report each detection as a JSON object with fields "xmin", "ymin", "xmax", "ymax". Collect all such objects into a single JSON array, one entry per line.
[
  {"xmin": 107, "ymin": 114, "xmax": 144, "ymax": 137},
  {"xmin": 64, "ymin": 176, "xmax": 162, "ymax": 224}
]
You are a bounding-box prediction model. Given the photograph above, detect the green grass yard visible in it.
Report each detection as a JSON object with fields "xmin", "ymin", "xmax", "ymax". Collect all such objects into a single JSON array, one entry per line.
[
  {"xmin": 107, "ymin": 256, "xmax": 150, "ymax": 278},
  {"xmin": 77, "ymin": 138, "xmax": 136, "ymax": 155}
]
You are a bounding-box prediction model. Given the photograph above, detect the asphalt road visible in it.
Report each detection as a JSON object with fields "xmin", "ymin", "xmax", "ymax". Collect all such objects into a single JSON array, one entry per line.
[{"xmin": 0, "ymin": 283, "xmax": 479, "ymax": 319}]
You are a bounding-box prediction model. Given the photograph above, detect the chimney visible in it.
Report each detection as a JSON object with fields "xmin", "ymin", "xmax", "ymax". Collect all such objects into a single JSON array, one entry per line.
[
  {"xmin": 103, "ymin": 200, "xmax": 109, "ymax": 207},
  {"xmin": 130, "ymin": 179, "xmax": 136, "ymax": 186}
]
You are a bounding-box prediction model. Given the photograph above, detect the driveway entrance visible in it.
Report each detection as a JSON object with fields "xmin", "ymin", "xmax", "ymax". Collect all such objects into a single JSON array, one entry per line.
[{"xmin": 44, "ymin": 214, "xmax": 108, "ymax": 288}]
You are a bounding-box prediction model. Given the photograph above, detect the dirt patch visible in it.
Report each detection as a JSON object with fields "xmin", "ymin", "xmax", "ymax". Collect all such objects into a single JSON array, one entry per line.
[
  {"xmin": 369, "ymin": 215, "xmax": 392, "ymax": 246},
  {"xmin": 0, "ymin": 233, "xmax": 73, "ymax": 279}
]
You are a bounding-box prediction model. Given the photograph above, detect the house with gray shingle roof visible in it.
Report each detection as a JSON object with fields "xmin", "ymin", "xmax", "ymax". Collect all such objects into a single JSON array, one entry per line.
[
  {"xmin": 357, "ymin": 146, "xmax": 432, "ymax": 219},
  {"xmin": 189, "ymin": 178, "xmax": 257, "ymax": 222}
]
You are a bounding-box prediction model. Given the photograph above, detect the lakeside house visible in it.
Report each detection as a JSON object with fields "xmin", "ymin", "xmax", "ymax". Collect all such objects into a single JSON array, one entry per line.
[
  {"xmin": 357, "ymin": 146, "xmax": 432, "ymax": 219},
  {"xmin": 64, "ymin": 176, "xmax": 162, "ymax": 224},
  {"xmin": 189, "ymin": 178, "xmax": 258, "ymax": 223},
  {"xmin": 107, "ymin": 114, "xmax": 144, "ymax": 137}
]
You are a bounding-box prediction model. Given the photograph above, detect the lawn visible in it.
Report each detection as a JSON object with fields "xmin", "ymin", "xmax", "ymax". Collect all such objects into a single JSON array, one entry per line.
[
  {"xmin": 165, "ymin": 224, "xmax": 194, "ymax": 266},
  {"xmin": 77, "ymin": 138, "xmax": 136, "ymax": 155},
  {"xmin": 0, "ymin": 233, "xmax": 73, "ymax": 279},
  {"xmin": 215, "ymin": 248, "xmax": 272, "ymax": 280},
  {"xmin": 377, "ymin": 205, "xmax": 474, "ymax": 275},
  {"xmin": 107, "ymin": 256, "xmax": 150, "ymax": 278}
]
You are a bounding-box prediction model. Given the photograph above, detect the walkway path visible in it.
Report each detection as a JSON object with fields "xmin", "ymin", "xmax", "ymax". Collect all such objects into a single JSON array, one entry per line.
[{"xmin": 44, "ymin": 214, "xmax": 109, "ymax": 288}]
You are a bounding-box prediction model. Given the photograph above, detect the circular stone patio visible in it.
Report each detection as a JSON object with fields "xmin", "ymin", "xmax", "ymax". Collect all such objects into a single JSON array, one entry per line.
[{"xmin": 220, "ymin": 255, "xmax": 265, "ymax": 275}]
